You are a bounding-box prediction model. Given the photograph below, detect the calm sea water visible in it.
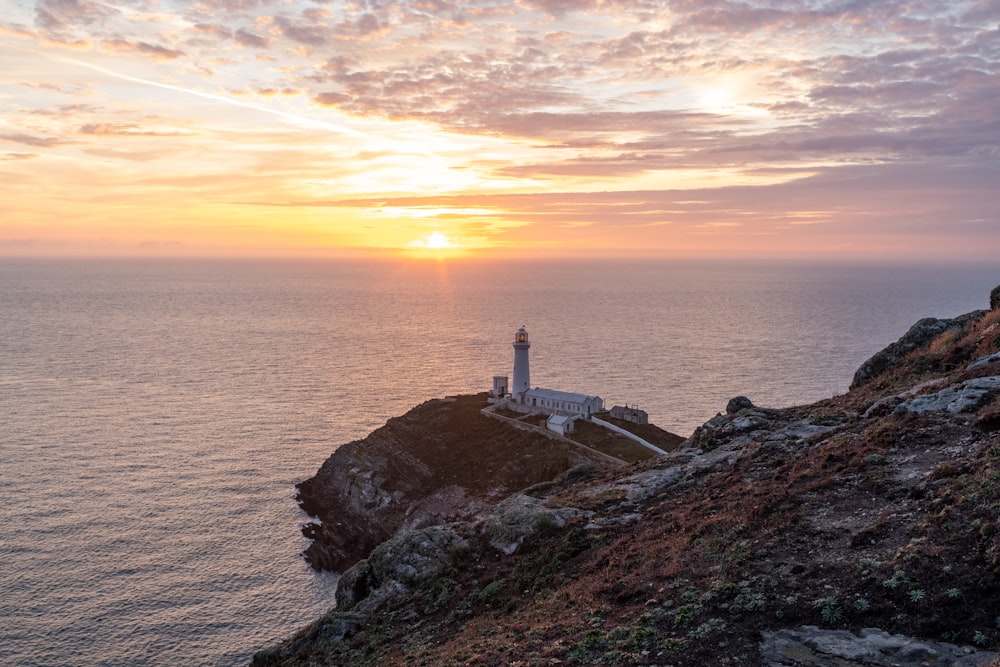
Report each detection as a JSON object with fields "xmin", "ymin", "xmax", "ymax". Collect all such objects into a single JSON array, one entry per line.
[{"xmin": 1, "ymin": 258, "xmax": 996, "ymax": 666}]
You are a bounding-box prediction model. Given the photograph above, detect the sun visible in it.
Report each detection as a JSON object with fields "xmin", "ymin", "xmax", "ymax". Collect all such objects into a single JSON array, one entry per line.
[
  {"xmin": 404, "ymin": 231, "xmax": 465, "ymax": 259},
  {"xmin": 424, "ymin": 232, "xmax": 455, "ymax": 249}
]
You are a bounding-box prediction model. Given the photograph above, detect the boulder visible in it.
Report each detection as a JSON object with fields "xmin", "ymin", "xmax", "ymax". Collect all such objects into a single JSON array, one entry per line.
[{"xmin": 727, "ymin": 395, "xmax": 755, "ymax": 415}]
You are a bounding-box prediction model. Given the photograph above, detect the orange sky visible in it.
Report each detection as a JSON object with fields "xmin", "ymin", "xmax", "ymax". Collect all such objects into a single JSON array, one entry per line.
[{"xmin": 1, "ymin": 1, "xmax": 998, "ymax": 260}]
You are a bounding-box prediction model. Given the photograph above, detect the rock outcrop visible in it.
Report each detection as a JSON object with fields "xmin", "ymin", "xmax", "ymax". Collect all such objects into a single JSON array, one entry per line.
[
  {"xmin": 255, "ymin": 285, "xmax": 1000, "ymax": 667},
  {"xmin": 851, "ymin": 312, "xmax": 986, "ymax": 388}
]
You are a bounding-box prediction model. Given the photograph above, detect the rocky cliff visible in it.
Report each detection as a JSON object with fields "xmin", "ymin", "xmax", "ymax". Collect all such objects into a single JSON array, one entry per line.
[{"xmin": 256, "ymin": 286, "xmax": 1000, "ymax": 667}]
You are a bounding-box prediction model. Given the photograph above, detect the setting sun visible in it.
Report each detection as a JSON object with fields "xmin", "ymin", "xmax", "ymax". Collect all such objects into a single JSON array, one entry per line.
[
  {"xmin": 424, "ymin": 232, "xmax": 455, "ymax": 249},
  {"xmin": 404, "ymin": 231, "xmax": 465, "ymax": 259}
]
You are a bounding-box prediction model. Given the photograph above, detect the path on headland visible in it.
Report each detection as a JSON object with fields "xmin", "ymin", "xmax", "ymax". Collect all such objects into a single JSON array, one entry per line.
[
  {"xmin": 590, "ymin": 416, "xmax": 670, "ymax": 456},
  {"xmin": 480, "ymin": 404, "xmax": 631, "ymax": 466}
]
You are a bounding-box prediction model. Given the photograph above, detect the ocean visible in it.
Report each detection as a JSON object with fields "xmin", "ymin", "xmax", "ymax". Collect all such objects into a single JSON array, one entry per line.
[{"xmin": 0, "ymin": 258, "xmax": 996, "ymax": 666}]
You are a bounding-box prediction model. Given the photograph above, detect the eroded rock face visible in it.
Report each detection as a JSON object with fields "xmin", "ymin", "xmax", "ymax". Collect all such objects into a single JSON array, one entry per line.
[
  {"xmin": 336, "ymin": 524, "xmax": 469, "ymax": 612},
  {"xmin": 334, "ymin": 495, "xmax": 584, "ymax": 614}
]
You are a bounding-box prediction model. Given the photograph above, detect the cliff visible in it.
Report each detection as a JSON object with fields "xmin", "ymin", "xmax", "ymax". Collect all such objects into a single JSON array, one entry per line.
[{"xmin": 256, "ymin": 286, "xmax": 1000, "ymax": 666}]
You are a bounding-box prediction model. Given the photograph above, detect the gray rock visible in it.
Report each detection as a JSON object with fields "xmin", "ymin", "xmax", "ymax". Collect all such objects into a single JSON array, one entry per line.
[
  {"xmin": 478, "ymin": 493, "xmax": 581, "ymax": 555},
  {"xmin": 895, "ymin": 376, "xmax": 1000, "ymax": 416},
  {"xmin": 580, "ymin": 467, "xmax": 684, "ymax": 505},
  {"xmin": 727, "ymin": 395, "xmax": 755, "ymax": 415},
  {"xmin": 682, "ymin": 406, "xmax": 781, "ymax": 453},
  {"xmin": 249, "ymin": 612, "xmax": 368, "ymax": 665},
  {"xmin": 760, "ymin": 626, "xmax": 997, "ymax": 666},
  {"xmin": 992, "ymin": 284, "xmax": 1000, "ymax": 310},
  {"xmin": 335, "ymin": 524, "xmax": 468, "ymax": 612},
  {"xmin": 779, "ymin": 422, "xmax": 835, "ymax": 440},
  {"xmin": 969, "ymin": 352, "xmax": 1000, "ymax": 370},
  {"xmin": 852, "ymin": 317, "xmax": 958, "ymax": 388},
  {"xmin": 863, "ymin": 395, "xmax": 904, "ymax": 418},
  {"xmin": 727, "ymin": 412, "xmax": 770, "ymax": 433}
]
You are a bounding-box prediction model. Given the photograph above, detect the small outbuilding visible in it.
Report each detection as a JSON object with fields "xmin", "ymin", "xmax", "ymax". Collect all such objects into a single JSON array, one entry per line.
[
  {"xmin": 546, "ymin": 414, "xmax": 576, "ymax": 436},
  {"xmin": 609, "ymin": 405, "xmax": 648, "ymax": 425}
]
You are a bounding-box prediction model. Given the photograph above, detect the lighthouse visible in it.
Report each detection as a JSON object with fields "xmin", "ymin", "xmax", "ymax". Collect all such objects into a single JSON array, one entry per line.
[{"xmin": 512, "ymin": 326, "xmax": 530, "ymax": 402}]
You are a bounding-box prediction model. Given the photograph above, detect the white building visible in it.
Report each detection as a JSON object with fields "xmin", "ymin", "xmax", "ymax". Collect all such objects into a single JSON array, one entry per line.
[
  {"xmin": 546, "ymin": 414, "xmax": 576, "ymax": 436},
  {"xmin": 494, "ymin": 326, "xmax": 604, "ymax": 417},
  {"xmin": 524, "ymin": 388, "xmax": 603, "ymax": 418}
]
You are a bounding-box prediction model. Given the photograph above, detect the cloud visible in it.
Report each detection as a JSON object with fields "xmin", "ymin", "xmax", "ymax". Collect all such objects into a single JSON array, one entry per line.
[
  {"xmin": 275, "ymin": 16, "xmax": 333, "ymax": 46},
  {"xmin": 517, "ymin": 0, "xmax": 601, "ymax": 17},
  {"xmin": 0, "ymin": 23, "xmax": 36, "ymax": 39},
  {"xmin": 234, "ymin": 27, "xmax": 270, "ymax": 49},
  {"xmin": 0, "ymin": 133, "xmax": 68, "ymax": 148},
  {"xmin": 35, "ymin": 0, "xmax": 115, "ymax": 31},
  {"xmin": 79, "ymin": 123, "xmax": 194, "ymax": 137},
  {"xmin": 192, "ymin": 23, "xmax": 232, "ymax": 40},
  {"xmin": 27, "ymin": 103, "xmax": 100, "ymax": 116},
  {"xmin": 100, "ymin": 38, "xmax": 184, "ymax": 61},
  {"xmin": 357, "ymin": 13, "xmax": 381, "ymax": 35},
  {"xmin": 261, "ymin": 160, "xmax": 999, "ymax": 257},
  {"xmin": 1, "ymin": 153, "xmax": 39, "ymax": 160},
  {"xmin": 191, "ymin": 0, "xmax": 274, "ymax": 10}
]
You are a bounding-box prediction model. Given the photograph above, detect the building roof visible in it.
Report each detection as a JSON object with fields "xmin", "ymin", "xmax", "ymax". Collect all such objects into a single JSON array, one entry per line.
[
  {"xmin": 547, "ymin": 414, "xmax": 573, "ymax": 425},
  {"xmin": 610, "ymin": 405, "xmax": 647, "ymax": 415},
  {"xmin": 526, "ymin": 387, "xmax": 601, "ymax": 403}
]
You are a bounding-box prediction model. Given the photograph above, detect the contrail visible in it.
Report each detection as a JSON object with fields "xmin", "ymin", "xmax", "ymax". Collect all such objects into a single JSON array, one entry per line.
[{"xmin": 52, "ymin": 54, "xmax": 400, "ymax": 145}]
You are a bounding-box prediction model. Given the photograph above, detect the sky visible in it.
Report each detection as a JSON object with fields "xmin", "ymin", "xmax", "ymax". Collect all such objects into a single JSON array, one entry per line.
[{"xmin": 1, "ymin": 0, "xmax": 998, "ymax": 260}]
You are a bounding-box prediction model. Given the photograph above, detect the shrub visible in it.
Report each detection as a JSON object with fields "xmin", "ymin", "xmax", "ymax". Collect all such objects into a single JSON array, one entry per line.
[{"xmin": 813, "ymin": 597, "xmax": 843, "ymax": 624}]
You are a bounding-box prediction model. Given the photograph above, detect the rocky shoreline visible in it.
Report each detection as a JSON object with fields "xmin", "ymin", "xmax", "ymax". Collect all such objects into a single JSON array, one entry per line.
[{"xmin": 255, "ymin": 284, "xmax": 1000, "ymax": 666}]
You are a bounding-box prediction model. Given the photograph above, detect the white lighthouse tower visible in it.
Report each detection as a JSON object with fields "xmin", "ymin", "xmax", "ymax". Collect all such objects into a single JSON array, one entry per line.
[{"xmin": 512, "ymin": 326, "xmax": 531, "ymax": 402}]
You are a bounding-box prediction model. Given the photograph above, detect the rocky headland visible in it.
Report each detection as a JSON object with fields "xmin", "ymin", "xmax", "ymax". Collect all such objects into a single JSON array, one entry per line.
[
  {"xmin": 296, "ymin": 393, "xmax": 682, "ymax": 573},
  {"xmin": 255, "ymin": 285, "xmax": 1000, "ymax": 666}
]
